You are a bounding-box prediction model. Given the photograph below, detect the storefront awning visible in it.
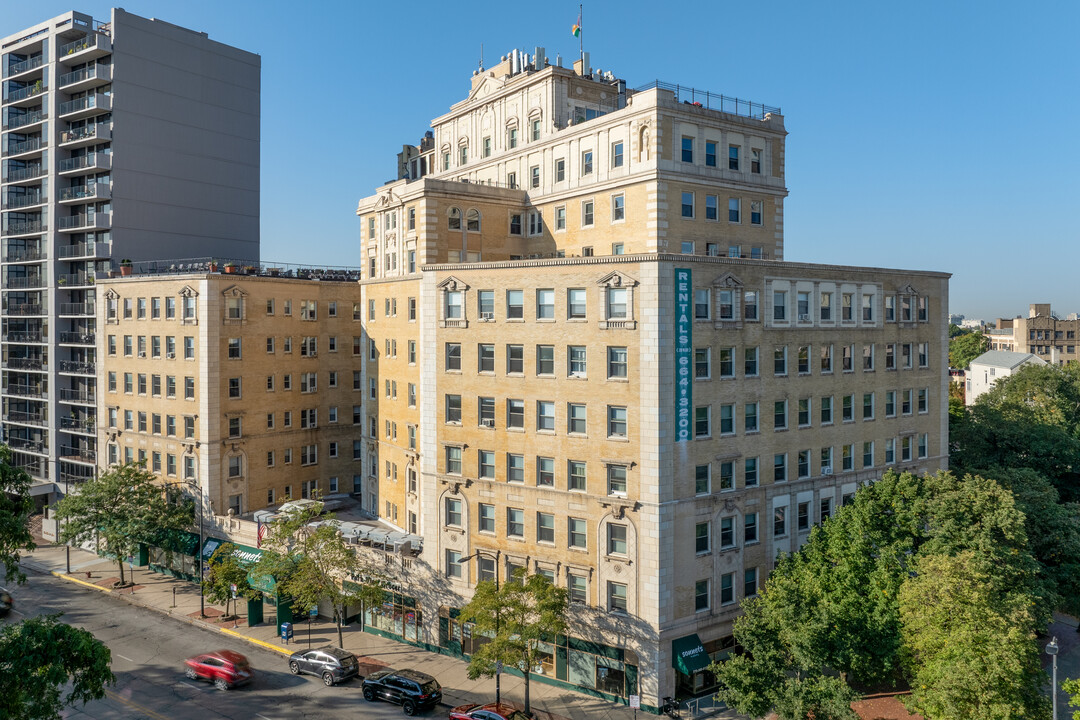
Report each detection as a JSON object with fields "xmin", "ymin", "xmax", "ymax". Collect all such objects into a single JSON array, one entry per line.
[
  {"xmin": 149, "ymin": 528, "xmax": 200, "ymax": 556},
  {"xmin": 672, "ymin": 634, "xmax": 710, "ymax": 675},
  {"xmin": 200, "ymin": 537, "xmax": 274, "ymax": 592}
]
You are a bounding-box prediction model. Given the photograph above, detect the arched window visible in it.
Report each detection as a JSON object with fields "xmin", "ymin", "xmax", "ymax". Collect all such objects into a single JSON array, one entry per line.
[
  {"xmin": 448, "ymin": 207, "xmax": 462, "ymax": 230},
  {"xmin": 466, "ymin": 209, "xmax": 480, "ymax": 232}
]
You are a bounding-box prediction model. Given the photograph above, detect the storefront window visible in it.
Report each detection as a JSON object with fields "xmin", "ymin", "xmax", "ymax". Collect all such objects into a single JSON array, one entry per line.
[{"xmin": 364, "ymin": 591, "xmax": 421, "ymax": 643}]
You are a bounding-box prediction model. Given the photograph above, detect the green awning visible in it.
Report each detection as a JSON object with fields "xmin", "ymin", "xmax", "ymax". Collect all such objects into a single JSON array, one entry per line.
[
  {"xmin": 672, "ymin": 634, "xmax": 710, "ymax": 675},
  {"xmin": 201, "ymin": 538, "xmax": 274, "ymax": 593},
  {"xmin": 148, "ymin": 528, "xmax": 200, "ymax": 556}
]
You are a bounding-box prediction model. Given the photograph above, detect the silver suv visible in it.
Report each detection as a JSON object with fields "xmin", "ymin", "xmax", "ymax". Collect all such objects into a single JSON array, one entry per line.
[{"xmin": 287, "ymin": 646, "xmax": 359, "ymax": 686}]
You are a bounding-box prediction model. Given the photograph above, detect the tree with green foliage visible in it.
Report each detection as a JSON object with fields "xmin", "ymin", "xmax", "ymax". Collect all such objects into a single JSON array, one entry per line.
[
  {"xmin": 1062, "ymin": 677, "xmax": 1080, "ymax": 720},
  {"xmin": 949, "ymin": 329, "xmax": 988, "ymax": 369},
  {"xmin": 55, "ymin": 462, "xmax": 194, "ymax": 586},
  {"xmin": 0, "ymin": 444, "xmax": 35, "ymax": 584},
  {"xmin": 713, "ymin": 470, "xmax": 1050, "ymax": 720},
  {"xmin": 0, "ymin": 614, "xmax": 114, "ymax": 720},
  {"xmin": 254, "ymin": 503, "xmax": 386, "ymax": 648},
  {"xmin": 899, "ymin": 551, "xmax": 1048, "ymax": 720},
  {"xmin": 202, "ymin": 542, "xmax": 259, "ymax": 619},
  {"xmin": 458, "ymin": 569, "xmax": 568, "ymax": 716}
]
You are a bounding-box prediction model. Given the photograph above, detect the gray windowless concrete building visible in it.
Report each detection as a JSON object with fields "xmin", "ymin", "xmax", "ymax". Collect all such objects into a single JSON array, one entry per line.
[{"xmin": 1, "ymin": 9, "xmax": 259, "ymax": 497}]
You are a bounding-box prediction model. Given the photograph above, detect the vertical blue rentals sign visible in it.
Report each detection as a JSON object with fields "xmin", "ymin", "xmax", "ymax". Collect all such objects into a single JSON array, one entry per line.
[{"xmin": 675, "ymin": 268, "xmax": 693, "ymax": 442}]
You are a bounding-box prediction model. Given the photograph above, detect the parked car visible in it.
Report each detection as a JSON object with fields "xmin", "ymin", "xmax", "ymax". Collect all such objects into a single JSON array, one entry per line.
[
  {"xmin": 361, "ymin": 668, "xmax": 442, "ymax": 715},
  {"xmin": 449, "ymin": 702, "xmax": 533, "ymax": 720},
  {"xmin": 0, "ymin": 588, "xmax": 12, "ymax": 616},
  {"xmin": 288, "ymin": 646, "xmax": 359, "ymax": 686},
  {"xmin": 183, "ymin": 650, "xmax": 253, "ymax": 690}
]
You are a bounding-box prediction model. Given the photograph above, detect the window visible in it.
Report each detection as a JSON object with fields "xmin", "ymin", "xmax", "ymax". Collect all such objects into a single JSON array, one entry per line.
[
  {"xmin": 902, "ymin": 389, "xmax": 913, "ymax": 415},
  {"xmin": 611, "ymin": 140, "xmax": 624, "ymax": 168},
  {"xmin": 842, "ymin": 293, "xmax": 854, "ymax": 321},
  {"xmin": 567, "ymin": 346, "xmax": 587, "ymax": 377},
  {"xmin": 536, "ymin": 456, "xmax": 555, "ymax": 487},
  {"xmin": 445, "ymin": 394, "xmax": 462, "ymax": 423},
  {"xmin": 728, "ymin": 197, "xmax": 740, "ymax": 223},
  {"xmin": 774, "ymin": 400, "xmax": 787, "ymax": 430},
  {"xmin": 507, "ymin": 508, "xmax": 524, "ymax": 538},
  {"xmin": 799, "ymin": 398, "xmax": 811, "ymax": 426},
  {"xmin": 507, "ymin": 453, "xmax": 525, "ymax": 483},
  {"xmin": 607, "ymin": 464, "xmax": 627, "ymax": 496},
  {"xmin": 919, "ymin": 343, "xmax": 929, "ymax": 368},
  {"xmin": 745, "ymin": 403, "xmax": 759, "ymax": 432},
  {"xmin": 478, "ymin": 450, "xmax": 495, "ymax": 479},
  {"xmin": 581, "ymin": 150, "xmax": 593, "ymax": 175},
  {"xmin": 863, "ymin": 441, "xmax": 875, "ymax": 468},
  {"xmin": 607, "ymin": 406, "xmax": 627, "ymax": 438},
  {"xmin": 719, "ymin": 347, "xmax": 735, "ymax": 377},
  {"xmin": 446, "ymin": 550, "xmax": 463, "ymax": 579},
  {"xmin": 820, "ymin": 292, "xmax": 833, "ymax": 321},
  {"xmin": 745, "ymin": 568, "xmax": 758, "ymax": 598},
  {"xmin": 919, "ymin": 433, "xmax": 928, "ymax": 459},
  {"xmin": 745, "ymin": 347, "xmax": 759, "ymax": 376},
  {"xmin": 477, "ymin": 344, "xmax": 495, "ymax": 373},
  {"xmin": 745, "ymin": 458, "xmax": 759, "ymax": 487},
  {"xmin": 695, "ymin": 348, "xmax": 711, "ymax": 379},
  {"xmin": 744, "ymin": 291, "xmax": 758, "ymax": 320},
  {"xmin": 842, "ymin": 444, "xmax": 854, "ymax": 471},
  {"xmin": 608, "ymin": 582, "xmax": 628, "ymax": 613},
  {"xmin": 774, "ymin": 346, "xmax": 787, "ymax": 375},
  {"xmin": 530, "ymin": 165, "xmax": 540, "ymax": 189},
  {"xmin": 728, "ymin": 144, "xmax": 740, "ymax": 170},
  {"xmin": 696, "ymin": 522, "xmax": 711, "ymax": 554},
  {"xmin": 568, "ymin": 403, "xmax": 587, "ymax": 434},
  {"xmin": 751, "ymin": 200, "xmax": 763, "ymax": 226},
  {"xmin": 842, "ymin": 394, "xmax": 854, "ymax": 422},
  {"xmin": 918, "ymin": 388, "xmax": 929, "ymax": 413},
  {"xmin": 536, "ymin": 512, "xmax": 555, "ymax": 544},
  {"xmin": 478, "ymin": 503, "xmax": 495, "ymax": 534},
  {"xmin": 537, "ymin": 401, "xmax": 555, "ymax": 431},
  {"xmin": 569, "ymin": 461, "xmax": 587, "ymax": 492},
  {"xmin": 695, "ymin": 465, "xmax": 711, "ymax": 495},
  {"xmin": 506, "ymin": 290, "xmax": 524, "ymax": 320},
  {"xmin": 607, "ymin": 288, "xmax": 628, "ymax": 319},
  {"xmin": 863, "ymin": 392, "xmax": 875, "ymax": 419},
  {"xmin": 719, "ymin": 461, "xmax": 734, "ymax": 490},
  {"xmin": 555, "ymin": 158, "xmax": 565, "ymax": 182},
  {"xmin": 611, "ymin": 194, "xmax": 625, "ymax": 221},
  {"xmin": 607, "ymin": 524, "xmax": 628, "ymax": 555},
  {"xmin": 774, "ymin": 453, "xmax": 787, "ymax": 482},
  {"xmin": 678, "ymin": 191, "xmax": 695, "ymax": 220},
  {"xmin": 694, "ymin": 406, "xmax": 711, "ymax": 438},
  {"xmin": 578, "ymin": 201, "xmax": 596, "ymax": 226},
  {"xmin": 537, "ymin": 289, "xmax": 555, "ymax": 319},
  {"xmin": 719, "ymin": 517, "xmax": 735, "ymax": 549},
  {"xmin": 531, "ymin": 118, "xmax": 541, "ymax": 141},
  {"xmin": 820, "ymin": 497, "xmax": 833, "ymax": 522},
  {"xmin": 445, "ymin": 445, "xmax": 463, "ymax": 475},
  {"xmin": 607, "ymin": 347, "xmax": 628, "ymax": 378},
  {"xmin": 773, "ymin": 291, "xmax": 786, "ymax": 321}
]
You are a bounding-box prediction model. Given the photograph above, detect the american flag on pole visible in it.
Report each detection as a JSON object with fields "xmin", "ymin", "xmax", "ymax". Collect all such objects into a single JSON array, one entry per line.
[{"xmin": 257, "ymin": 519, "xmax": 267, "ymax": 548}]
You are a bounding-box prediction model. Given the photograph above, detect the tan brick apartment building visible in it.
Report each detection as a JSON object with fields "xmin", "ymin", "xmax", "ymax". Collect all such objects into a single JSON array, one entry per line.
[
  {"xmin": 989, "ymin": 303, "xmax": 1080, "ymax": 364},
  {"xmin": 352, "ymin": 52, "xmax": 950, "ymax": 709}
]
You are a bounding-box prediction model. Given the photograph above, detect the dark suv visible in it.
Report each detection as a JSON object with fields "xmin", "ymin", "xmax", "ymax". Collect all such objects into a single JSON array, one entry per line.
[
  {"xmin": 288, "ymin": 646, "xmax": 359, "ymax": 686},
  {"xmin": 361, "ymin": 668, "xmax": 442, "ymax": 715}
]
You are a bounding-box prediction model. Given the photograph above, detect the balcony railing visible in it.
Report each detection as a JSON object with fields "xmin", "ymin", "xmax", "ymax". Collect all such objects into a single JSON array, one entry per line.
[
  {"xmin": 4, "ymin": 357, "xmax": 45, "ymax": 370},
  {"xmin": 3, "ymin": 220, "xmax": 46, "ymax": 236},
  {"xmin": 57, "ymin": 358, "xmax": 95, "ymax": 375},
  {"xmin": 58, "ymin": 331, "xmax": 94, "ymax": 344},
  {"xmin": 59, "ymin": 182, "xmax": 109, "ymax": 202},
  {"xmin": 58, "ymin": 34, "xmax": 99, "ymax": 57},
  {"xmin": 6, "ymin": 56, "xmax": 44, "ymax": 78},
  {"xmin": 58, "ymin": 388, "xmax": 94, "ymax": 404},
  {"xmin": 6, "ymin": 384, "xmax": 47, "ymax": 398},
  {"xmin": 8, "ymin": 437, "xmax": 45, "ymax": 453},
  {"xmin": 58, "ymin": 153, "xmax": 110, "ymax": 173},
  {"xmin": 59, "ymin": 446, "xmax": 96, "ymax": 463},
  {"xmin": 59, "ymin": 302, "xmax": 95, "ymax": 315},
  {"xmin": 58, "ymin": 272, "xmax": 93, "ymax": 286},
  {"xmin": 3, "ymin": 249, "xmax": 43, "ymax": 262},
  {"xmin": 6, "ymin": 137, "xmax": 44, "ymax": 156},
  {"xmin": 60, "ymin": 123, "xmax": 109, "ymax": 145},
  {"xmin": 59, "ymin": 64, "xmax": 110, "ymax": 88},
  {"xmin": 6, "ymin": 410, "xmax": 47, "ymax": 426},
  {"xmin": 59, "ymin": 93, "xmax": 109, "ymax": 117},
  {"xmin": 5, "ymin": 165, "xmax": 45, "ymax": 182},
  {"xmin": 4, "ymin": 109, "xmax": 46, "ymax": 131},
  {"xmin": 5, "ymin": 331, "xmax": 45, "ymax": 343},
  {"xmin": 6, "ymin": 82, "xmax": 46, "ymax": 104},
  {"xmin": 60, "ymin": 416, "xmax": 96, "ymax": 433},
  {"xmin": 3, "ymin": 276, "xmax": 44, "ymax": 290},
  {"xmin": 4, "ymin": 303, "xmax": 44, "ymax": 316},
  {"xmin": 58, "ymin": 213, "xmax": 109, "ymax": 232},
  {"xmin": 3, "ymin": 192, "xmax": 45, "ymax": 210},
  {"xmin": 57, "ymin": 241, "xmax": 109, "ymax": 259}
]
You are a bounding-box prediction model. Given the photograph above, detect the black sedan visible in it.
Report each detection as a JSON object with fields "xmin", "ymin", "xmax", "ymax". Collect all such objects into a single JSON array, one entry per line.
[
  {"xmin": 361, "ymin": 668, "xmax": 442, "ymax": 715},
  {"xmin": 287, "ymin": 646, "xmax": 359, "ymax": 686},
  {"xmin": 0, "ymin": 588, "xmax": 11, "ymax": 616}
]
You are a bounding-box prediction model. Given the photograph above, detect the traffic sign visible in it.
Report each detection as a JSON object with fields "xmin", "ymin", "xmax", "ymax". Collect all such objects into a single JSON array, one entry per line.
[
  {"xmin": 630, "ymin": 695, "xmax": 641, "ymax": 709},
  {"xmin": 309, "ymin": 606, "xmax": 318, "ymax": 618}
]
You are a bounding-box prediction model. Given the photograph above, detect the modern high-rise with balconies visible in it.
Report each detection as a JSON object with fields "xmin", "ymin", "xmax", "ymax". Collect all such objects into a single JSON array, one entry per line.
[{"xmin": 1, "ymin": 9, "xmax": 259, "ymax": 498}]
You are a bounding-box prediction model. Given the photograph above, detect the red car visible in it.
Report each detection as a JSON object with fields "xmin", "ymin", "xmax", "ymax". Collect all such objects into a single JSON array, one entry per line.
[
  {"xmin": 449, "ymin": 702, "xmax": 533, "ymax": 720},
  {"xmin": 183, "ymin": 650, "xmax": 254, "ymax": 690}
]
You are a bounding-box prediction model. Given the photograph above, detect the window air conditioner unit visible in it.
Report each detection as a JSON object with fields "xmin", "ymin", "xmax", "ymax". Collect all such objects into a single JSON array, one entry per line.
[
  {"xmin": 480, "ymin": 312, "xmax": 494, "ymax": 320},
  {"xmin": 480, "ymin": 419, "xmax": 495, "ymax": 428},
  {"xmin": 138, "ymin": 351, "xmax": 146, "ymax": 358},
  {"xmin": 166, "ymin": 352, "xmax": 175, "ymax": 359},
  {"xmin": 799, "ymin": 314, "xmax": 810, "ymax": 322},
  {"xmin": 821, "ymin": 466, "xmax": 833, "ymax": 476}
]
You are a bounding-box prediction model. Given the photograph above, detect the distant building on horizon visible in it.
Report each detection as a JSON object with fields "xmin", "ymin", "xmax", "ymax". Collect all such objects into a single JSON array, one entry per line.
[{"xmin": 988, "ymin": 303, "xmax": 1080, "ymax": 365}]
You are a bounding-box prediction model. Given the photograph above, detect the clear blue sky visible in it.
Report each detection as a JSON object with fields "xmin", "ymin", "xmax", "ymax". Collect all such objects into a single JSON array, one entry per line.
[{"xmin": 10, "ymin": 0, "xmax": 1078, "ymax": 320}]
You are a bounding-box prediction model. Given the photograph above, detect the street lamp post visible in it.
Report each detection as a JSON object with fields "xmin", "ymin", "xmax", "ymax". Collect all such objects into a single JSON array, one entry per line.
[
  {"xmin": 1047, "ymin": 636, "xmax": 1060, "ymax": 720},
  {"xmin": 464, "ymin": 548, "xmax": 502, "ymax": 706},
  {"xmin": 180, "ymin": 479, "xmax": 206, "ymax": 617}
]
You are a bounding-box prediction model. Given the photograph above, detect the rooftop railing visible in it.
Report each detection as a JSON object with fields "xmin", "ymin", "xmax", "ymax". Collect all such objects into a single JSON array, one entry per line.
[
  {"xmin": 634, "ymin": 80, "xmax": 781, "ymax": 119},
  {"xmin": 109, "ymin": 257, "xmax": 365, "ymax": 282}
]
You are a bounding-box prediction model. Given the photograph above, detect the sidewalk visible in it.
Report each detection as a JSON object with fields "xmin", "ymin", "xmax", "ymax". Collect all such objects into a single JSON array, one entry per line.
[{"xmin": 22, "ymin": 541, "xmax": 723, "ymax": 720}]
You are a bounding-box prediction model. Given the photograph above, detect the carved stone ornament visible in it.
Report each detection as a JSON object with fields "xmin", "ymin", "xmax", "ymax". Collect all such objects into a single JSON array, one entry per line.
[
  {"xmin": 179, "ymin": 285, "xmax": 200, "ymax": 298},
  {"xmin": 898, "ymin": 284, "xmax": 919, "ymax": 296},
  {"xmin": 437, "ymin": 276, "xmax": 470, "ymax": 292},
  {"xmin": 102, "ymin": 288, "xmax": 120, "ymax": 300},
  {"xmin": 597, "ymin": 271, "xmax": 638, "ymax": 289},
  {"xmin": 713, "ymin": 272, "xmax": 744, "ymax": 289},
  {"xmin": 374, "ymin": 190, "xmax": 396, "ymax": 209}
]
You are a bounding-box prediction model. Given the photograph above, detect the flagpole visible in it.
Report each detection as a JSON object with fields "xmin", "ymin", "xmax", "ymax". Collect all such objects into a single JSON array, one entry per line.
[{"xmin": 579, "ymin": 3, "xmax": 584, "ymax": 66}]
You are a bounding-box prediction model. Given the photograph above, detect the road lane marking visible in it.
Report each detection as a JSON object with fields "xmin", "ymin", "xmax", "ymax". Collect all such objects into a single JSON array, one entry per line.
[
  {"xmin": 180, "ymin": 681, "xmax": 205, "ymax": 691},
  {"xmin": 115, "ymin": 653, "xmax": 134, "ymax": 662},
  {"xmin": 256, "ymin": 714, "xmax": 273, "ymax": 720},
  {"xmin": 105, "ymin": 689, "xmax": 173, "ymax": 720}
]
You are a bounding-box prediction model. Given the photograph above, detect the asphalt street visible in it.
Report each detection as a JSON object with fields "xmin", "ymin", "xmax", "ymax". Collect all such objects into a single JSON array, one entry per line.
[{"xmin": 3, "ymin": 572, "xmax": 444, "ymax": 720}]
